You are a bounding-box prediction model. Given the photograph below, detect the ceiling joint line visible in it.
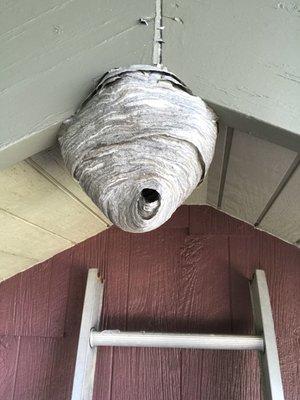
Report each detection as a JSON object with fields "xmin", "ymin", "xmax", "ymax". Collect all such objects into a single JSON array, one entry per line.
[
  {"xmin": 0, "ymin": 207, "xmax": 76, "ymax": 244},
  {"xmin": 25, "ymin": 158, "xmax": 110, "ymax": 227},
  {"xmin": 254, "ymin": 154, "xmax": 300, "ymax": 227},
  {"xmin": 217, "ymin": 127, "xmax": 234, "ymax": 208}
]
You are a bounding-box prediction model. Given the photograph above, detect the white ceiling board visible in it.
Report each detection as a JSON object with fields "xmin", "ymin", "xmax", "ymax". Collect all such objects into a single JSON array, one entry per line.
[
  {"xmin": 0, "ymin": 250, "xmax": 39, "ymax": 282},
  {"xmin": 0, "ymin": 161, "xmax": 108, "ymax": 243},
  {"xmin": 260, "ymin": 166, "xmax": 300, "ymax": 245},
  {"xmin": 185, "ymin": 178, "xmax": 207, "ymax": 205},
  {"xmin": 0, "ymin": 158, "xmax": 110, "ymax": 281},
  {"xmin": 0, "ymin": 0, "xmax": 154, "ymax": 168},
  {"xmin": 30, "ymin": 146, "xmax": 111, "ymax": 225},
  {"xmin": 221, "ymin": 130, "xmax": 297, "ymax": 224},
  {"xmin": 0, "ymin": 209, "xmax": 72, "ymax": 281},
  {"xmin": 163, "ymin": 0, "xmax": 300, "ymax": 144}
]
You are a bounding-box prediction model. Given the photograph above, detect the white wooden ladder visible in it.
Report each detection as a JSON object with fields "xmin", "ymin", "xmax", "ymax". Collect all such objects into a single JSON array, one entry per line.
[{"xmin": 71, "ymin": 268, "xmax": 285, "ymax": 400}]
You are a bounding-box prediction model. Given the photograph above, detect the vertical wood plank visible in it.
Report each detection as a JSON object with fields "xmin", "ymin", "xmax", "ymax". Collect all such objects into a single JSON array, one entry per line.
[
  {"xmin": 13, "ymin": 337, "xmax": 57, "ymax": 400},
  {"xmin": 48, "ymin": 242, "xmax": 87, "ymax": 400},
  {"xmin": 160, "ymin": 205, "xmax": 189, "ymax": 230},
  {"xmin": 0, "ymin": 336, "xmax": 20, "ymax": 400},
  {"xmin": 229, "ymin": 235, "xmax": 260, "ymax": 334},
  {"xmin": 15, "ymin": 259, "xmax": 52, "ymax": 337},
  {"xmin": 180, "ymin": 234, "xmax": 232, "ymax": 400},
  {"xmin": 48, "ymin": 334, "xmax": 79, "ymax": 400},
  {"xmin": 179, "ymin": 235, "xmax": 231, "ymax": 333},
  {"xmin": 16, "ymin": 256, "xmax": 70, "ymax": 337},
  {"xmin": 259, "ymin": 234, "xmax": 300, "ymax": 339},
  {"xmin": 45, "ymin": 250, "xmax": 72, "ymax": 337},
  {"xmin": 221, "ymin": 131, "xmax": 296, "ymax": 224},
  {"xmin": 100, "ymin": 227, "xmax": 131, "ymax": 331},
  {"xmin": 259, "ymin": 166, "xmax": 300, "ymax": 245},
  {"xmin": 259, "ymin": 233, "xmax": 300, "ymax": 399},
  {"xmin": 228, "ymin": 234, "xmax": 261, "ymax": 399},
  {"xmin": 93, "ymin": 227, "xmax": 131, "ymax": 400},
  {"xmin": 189, "ymin": 205, "xmax": 254, "ymax": 235},
  {"xmin": 127, "ymin": 230, "xmax": 186, "ymax": 332},
  {"xmin": 278, "ymin": 337, "xmax": 300, "ymax": 400},
  {"xmin": 0, "ymin": 254, "xmax": 70, "ymax": 337},
  {"xmin": 110, "ymin": 229, "xmax": 186, "ymax": 400},
  {"xmin": 0, "ymin": 205, "xmax": 298, "ymax": 400},
  {"xmin": 0, "ymin": 275, "xmax": 21, "ymax": 334}
]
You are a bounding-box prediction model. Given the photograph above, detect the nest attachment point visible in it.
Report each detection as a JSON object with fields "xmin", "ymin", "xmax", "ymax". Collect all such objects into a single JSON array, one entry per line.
[{"xmin": 59, "ymin": 65, "xmax": 217, "ymax": 233}]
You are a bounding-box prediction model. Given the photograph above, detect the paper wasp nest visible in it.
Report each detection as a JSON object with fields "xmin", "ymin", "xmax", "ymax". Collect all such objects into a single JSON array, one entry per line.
[{"xmin": 59, "ymin": 65, "xmax": 217, "ymax": 233}]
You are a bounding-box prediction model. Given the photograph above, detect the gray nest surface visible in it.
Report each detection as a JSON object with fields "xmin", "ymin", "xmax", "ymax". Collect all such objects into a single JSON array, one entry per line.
[{"xmin": 59, "ymin": 65, "xmax": 217, "ymax": 233}]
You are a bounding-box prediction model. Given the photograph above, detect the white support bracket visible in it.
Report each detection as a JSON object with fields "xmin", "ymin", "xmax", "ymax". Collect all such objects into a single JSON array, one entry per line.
[{"xmin": 71, "ymin": 269, "xmax": 284, "ymax": 400}]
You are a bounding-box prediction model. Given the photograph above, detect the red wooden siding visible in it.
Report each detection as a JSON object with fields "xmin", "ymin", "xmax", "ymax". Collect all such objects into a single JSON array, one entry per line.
[{"xmin": 0, "ymin": 205, "xmax": 299, "ymax": 400}]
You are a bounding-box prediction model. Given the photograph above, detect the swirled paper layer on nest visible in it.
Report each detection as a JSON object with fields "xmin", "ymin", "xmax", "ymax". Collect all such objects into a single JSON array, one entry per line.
[{"xmin": 59, "ymin": 65, "xmax": 217, "ymax": 233}]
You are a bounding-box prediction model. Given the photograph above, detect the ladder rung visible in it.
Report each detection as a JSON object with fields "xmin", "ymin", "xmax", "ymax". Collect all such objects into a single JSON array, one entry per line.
[
  {"xmin": 71, "ymin": 268, "xmax": 285, "ymax": 400},
  {"xmin": 90, "ymin": 330, "xmax": 264, "ymax": 351}
]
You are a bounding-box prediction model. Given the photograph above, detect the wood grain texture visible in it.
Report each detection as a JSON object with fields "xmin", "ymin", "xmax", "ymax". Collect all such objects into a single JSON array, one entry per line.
[
  {"xmin": 185, "ymin": 178, "xmax": 208, "ymax": 206},
  {"xmin": 0, "ymin": 0, "xmax": 154, "ymax": 167},
  {"xmin": 180, "ymin": 234, "xmax": 231, "ymax": 400},
  {"xmin": 127, "ymin": 229, "xmax": 186, "ymax": 332},
  {"xmin": 109, "ymin": 229, "xmax": 185, "ymax": 400},
  {"xmin": 221, "ymin": 130, "xmax": 296, "ymax": 224},
  {"xmin": 189, "ymin": 205, "xmax": 255, "ymax": 236},
  {"xmin": 13, "ymin": 337, "xmax": 57, "ymax": 400},
  {"xmin": 260, "ymin": 166, "xmax": 300, "ymax": 244},
  {"xmin": 0, "ymin": 161, "xmax": 107, "ymax": 242},
  {"xmin": 0, "ymin": 254, "xmax": 70, "ymax": 337},
  {"xmin": 47, "ymin": 335, "xmax": 78, "ymax": 400},
  {"xmin": 0, "ymin": 274, "xmax": 21, "ymax": 334},
  {"xmin": 229, "ymin": 234, "xmax": 260, "ymax": 334},
  {"xmin": 0, "ymin": 336, "xmax": 20, "ymax": 400},
  {"xmin": 0, "ymin": 206, "xmax": 299, "ymax": 400},
  {"xmin": 179, "ymin": 235, "xmax": 231, "ymax": 333},
  {"xmin": 228, "ymin": 234, "xmax": 261, "ymax": 399},
  {"xmin": 161, "ymin": 205, "xmax": 189, "ymax": 230},
  {"xmin": 278, "ymin": 337, "xmax": 300, "ymax": 400},
  {"xmin": 0, "ymin": 250, "xmax": 38, "ymax": 283},
  {"xmin": 93, "ymin": 227, "xmax": 131, "ymax": 400},
  {"xmin": 30, "ymin": 146, "xmax": 111, "ymax": 225},
  {"xmin": 163, "ymin": 0, "xmax": 300, "ymax": 139},
  {"xmin": 0, "ymin": 160, "xmax": 109, "ymax": 281},
  {"xmin": 259, "ymin": 233, "xmax": 300, "ymax": 342},
  {"xmin": 0, "ymin": 209, "xmax": 71, "ymax": 282},
  {"xmin": 259, "ymin": 233, "xmax": 300, "ymax": 400}
]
